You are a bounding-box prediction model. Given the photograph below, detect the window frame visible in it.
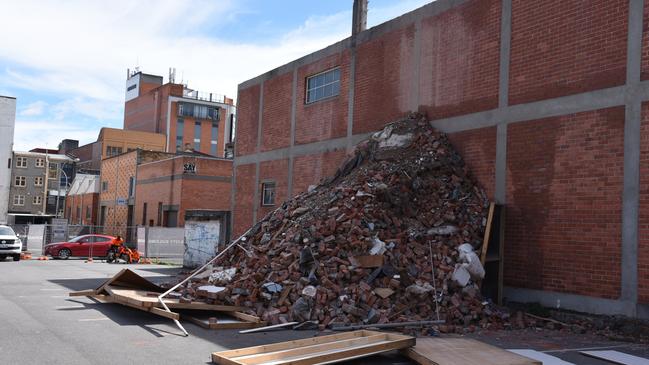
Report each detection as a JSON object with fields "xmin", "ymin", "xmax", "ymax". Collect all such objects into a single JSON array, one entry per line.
[
  {"xmin": 34, "ymin": 176, "xmax": 43, "ymax": 186},
  {"xmin": 14, "ymin": 176, "xmax": 26, "ymax": 187},
  {"xmin": 261, "ymin": 181, "xmax": 276, "ymax": 207},
  {"xmin": 305, "ymin": 67, "xmax": 341, "ymax": 104},
  {"xmin": 15, "ymin": 156, "xmax": 27, "ymax": 168},
  {"xmin": 33, "ymin": 195, "xmax": 42, "ymax": 205},
  {"xmin": 35, "ymin": 158, "xmax": 45, "ymax": 168},
  {"xmin": 13, "ymin": 194, "xmax": 25, "ymax": 206}
]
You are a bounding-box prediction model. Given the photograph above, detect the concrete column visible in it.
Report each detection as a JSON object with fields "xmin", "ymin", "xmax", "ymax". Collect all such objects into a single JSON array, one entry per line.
[
  {"xmin": 494, "ymin": 0, "xmax": 512, "ymax": 204},
  {"xmin": 287, "ymin": 69, "xmax": 298, "ymax": 198},
  {"xmin": 346, "ymin": 50, "xmax": 357, "ymax": 152},
  {"xmin": 252, "ymin": 82, "xmax": 264, "ymax": 224}
]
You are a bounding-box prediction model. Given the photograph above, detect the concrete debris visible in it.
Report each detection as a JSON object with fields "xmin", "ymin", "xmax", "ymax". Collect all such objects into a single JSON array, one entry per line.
[
  {"xmin": 209, "ymin": 267, "xmax": 237, "ymax": 285},
  {"xmin": 178, "ymin": 114, "xmax": 510, "ymax": 330}
]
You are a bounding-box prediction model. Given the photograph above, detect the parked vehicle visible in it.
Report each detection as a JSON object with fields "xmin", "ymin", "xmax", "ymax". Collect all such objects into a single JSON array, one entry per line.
[
  {"xmin": 0, "ymin": 225, "xmax": 22, "ymax": 261},
  {"xmin": 43, "ymin": 234, "xmax": 115, "ymax": 259}
]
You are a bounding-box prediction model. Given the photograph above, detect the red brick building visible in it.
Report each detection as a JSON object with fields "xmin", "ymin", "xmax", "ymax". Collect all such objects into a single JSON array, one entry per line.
[
  {"xmin": 123, "ymin": 71, "xmax": 236, "ymax": 158},
  {"xmin": 233, "ymin": 0, "xmax": 649, "ymax": 318},
  {"xmin": 99, "ymin": 149, "xmax": 232, "ymax": 240}
]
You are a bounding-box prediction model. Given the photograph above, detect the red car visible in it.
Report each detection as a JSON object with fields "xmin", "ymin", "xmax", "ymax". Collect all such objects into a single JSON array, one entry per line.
[{"xmin": 43, "ymin": 234, "xmax": 116, "ymax": 259}]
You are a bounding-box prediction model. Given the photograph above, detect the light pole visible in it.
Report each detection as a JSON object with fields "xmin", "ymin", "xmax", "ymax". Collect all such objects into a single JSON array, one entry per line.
[{"xmin": 55, "ymin": 167, "xmax": 69, "ymax": 218}]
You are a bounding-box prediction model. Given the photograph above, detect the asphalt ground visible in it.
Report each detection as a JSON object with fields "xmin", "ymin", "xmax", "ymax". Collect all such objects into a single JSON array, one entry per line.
[{"xmin": 0, "ymin": 258, "xmax": 646, "ymax": 364}]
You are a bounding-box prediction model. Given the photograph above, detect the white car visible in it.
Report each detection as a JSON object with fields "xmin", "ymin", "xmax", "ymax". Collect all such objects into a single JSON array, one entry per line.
[{"xmin": 0, "ymin": 225, "xmax": 22, "ymax": 261}]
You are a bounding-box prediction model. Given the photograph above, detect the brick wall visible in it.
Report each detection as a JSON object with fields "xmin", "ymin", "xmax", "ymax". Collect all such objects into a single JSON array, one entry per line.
[
  {"xmin": 236, "ymin": 86, "xmax": 260, "ymax": 157},
  {"xmin": 233, "ymin": 164, "xmax": 256, "ymax": 235},
  {"xmin": 508, "ymin": 0, "xmax": 628, "ymax": 105},
  {"xmin": 65, "ymin": 192, "xmax": 98, "ymax": 225},
  {"xmin": 418, "ymin": 0, "xmax": 500, "ymax": 119},
  {"xmin": 638, "ymin": 102, "xmax": 649, "ymax": 304},
  {"xmin": 257, "ymin": 159, "xmax": 289, "ymax": 220},
  {"xmin": 447, "ymin": 127, "xmax": 497, "ymax": 200},
  {"xmin": 261, "ymin": 72, "xmax": 293, "ymax": 151},
  {"xmin": 292, "ymin": 150, "xmax": 347, "ymax": 195},
  {"xmin": 505, "ymin": 108, "xmax": 624, "ymax": 299},
  {"xmin": 295, "ymin": 52, "xmax": 351, "ymax": 144},
  {"xmin": 353, "ymin": 26, "xmax": 414, "ymax": 134},
  {"xmin": 99, "ymin": 151, "xmax": 138, "ymax": 237}
]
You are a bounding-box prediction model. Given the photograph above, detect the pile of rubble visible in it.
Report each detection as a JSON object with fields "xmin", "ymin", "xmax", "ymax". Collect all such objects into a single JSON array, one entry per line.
[{"xmin": 179, "ymin": 114, "xmax": 509, "ymax": 331}]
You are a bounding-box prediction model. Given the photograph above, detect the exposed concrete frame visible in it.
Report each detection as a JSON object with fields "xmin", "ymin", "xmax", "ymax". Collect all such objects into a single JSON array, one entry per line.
[
  {"xmin": 287, "ymin": 70, "xmax": 298, "ymax": 197},
  {"xmin": 252, "ymin": 81, "xmax": 264, "ymax": 224},
  {"xmin": 137, "ymin": 175, "xmax": 231, "ymax": 185},
  {"xmin": 232, "ymin": 0, "xmax": 649, "ymax": 318}
]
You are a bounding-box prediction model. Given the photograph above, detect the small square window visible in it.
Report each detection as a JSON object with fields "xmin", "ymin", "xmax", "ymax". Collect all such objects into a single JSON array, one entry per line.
[
  {"xmin": 261, "ymin": 182, "xmax": 276, "ymax": 206},
  {"xmin": 15, "ymin": 157, "xmax": 27, "ymax": 168},
  {"xmin": 13, "ymin": 195, "xmax": 24, "ymax": 206},
  {"xmin": 32, "ymin": 196, "xmax": 42, "ymax": 205},
  {"xmin": 14, "ymin": 176, "xmax": 26, "ymax": 187},
  {"xmin": 34, "ymin": 176, "xmax": 43, "ymax": 186},
  {"xmin": 35, "ymin": 158, "xmax": 45, "ymax": 168}
]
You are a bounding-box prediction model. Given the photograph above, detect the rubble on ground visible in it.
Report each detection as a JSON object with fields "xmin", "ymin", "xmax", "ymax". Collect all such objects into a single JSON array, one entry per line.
[{"xmin": 172, "ymin": 113, "xmax": 510, "ymax": 331}]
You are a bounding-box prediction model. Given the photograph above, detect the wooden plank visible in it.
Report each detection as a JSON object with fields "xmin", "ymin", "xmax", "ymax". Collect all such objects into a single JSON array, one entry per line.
[
  {"xmin": 181, "ymin": 313, "xmax": 266, "ymax": 330},
  {"xmin": 69, "ymin": 289, "xmax": 97, "ymax": 297},
  {"xmin": 150, "ymin": 307, "xmax": 180, "ymax": 321},
  {"xmin": 231, "ymin": 334, "xmax": 389, "ymax": 364},
  {"xmin": 350, "ymin": 255, "xmax": 384, "ymax": 268},
  {"xmin": 507, "ymin": 350, "xmax": 572, "ymax": 365},
  {"xmin": 480, "ymin": 202, "xmax": 495, "ymax": 265},
  {"xmin": 239, "ymin": 322, "xmax": 298, "ymax": 334},
  {"xmin": 230, "ymin": 312, "xmax": 263, "ymax": 323},
  {"xmin": 580, "ymin": 350, "xmax": 649, "ymax": 365},
  {"xmin": 212, "ymin": 330, "xmax": 415, "ymax": 365},
  {"xmin": 217, "ymin": 331, "xmax": 366, "ymax": 358},
  {"xmin": 95, "ymin": 268, "xmax": 127, "ymax": 294},
  {"xmin": 403, "ymin": 338, "xmax": 541, "ymax": 365},
  {"xmin": 104, "ymin": 287, "xmax": 245, "ymax": 311}
]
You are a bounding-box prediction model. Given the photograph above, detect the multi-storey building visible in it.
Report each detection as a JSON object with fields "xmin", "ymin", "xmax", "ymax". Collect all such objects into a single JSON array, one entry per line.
[
  {"xmin": 123, "ymin": 71, "xmax": 236, "ymax": 158},
  {"xmin": 0, "ymin": 96, "xmax": 16, "ymax": 224},
  {"xmin": 68, "ymin": 127, "xmax": 166, "ymax": 173},
  {"xmin": 98, "ymin": 149, "xmax": 231, "ymax": 242},
  {"xmin": 8, "ymin": 151, "xmax": 75, "ymax": 223}
]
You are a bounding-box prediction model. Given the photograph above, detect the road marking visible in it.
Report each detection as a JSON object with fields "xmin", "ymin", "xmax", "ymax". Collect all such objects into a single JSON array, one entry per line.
[
  {"xmin": 78, "ymin": 318, "xmax": 109, "ymax": 322},
  {"xmin": 50, "ymin": 295, "xmax": 67, "ymax": 298},
  {"xmin": 40, "ymin": 288, "xmax": 64, "ymax": 291},
  {"xmin": 543, "ymin": 344, "xmax": 630, "ymax": 353}
]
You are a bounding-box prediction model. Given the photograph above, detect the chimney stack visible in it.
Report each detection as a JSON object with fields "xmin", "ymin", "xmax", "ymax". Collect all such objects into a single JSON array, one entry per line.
[{"xmin": 352, "ymin": 0, "xmax": 368, "ymax": 36}]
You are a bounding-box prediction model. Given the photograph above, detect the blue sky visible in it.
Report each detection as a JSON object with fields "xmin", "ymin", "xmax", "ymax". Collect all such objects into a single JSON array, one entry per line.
[{"xmin": 0, "ymin": 0, "xmax": 432, "ymax": 151}]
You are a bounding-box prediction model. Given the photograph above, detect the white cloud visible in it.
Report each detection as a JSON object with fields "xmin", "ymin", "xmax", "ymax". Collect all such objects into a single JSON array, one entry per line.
[
  {"xmin": 19, "ymin": 101, "xmax": 47, "ymax": 117},
  {"xmin": 1, "ymin": 0, "xmax": 434, "ymax": 150},
  {"xmin": 13, "ymin": 120, "xmax": 103, "ymax": 152}
]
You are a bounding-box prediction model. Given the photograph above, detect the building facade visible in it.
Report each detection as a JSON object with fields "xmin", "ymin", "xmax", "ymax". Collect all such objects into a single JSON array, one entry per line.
[
  {"xmin": 0, "ymin": 96, "xmax": 16, "ymax": 224},
  {"xmin": 123, "ymin": 71, "xmax": 236, "ymax": 158},
  {"xmin": 233, "ymin": 0, "xmax": 649, "ymax": 319},
  {"xmin": 68, "ymin": 127, "xmax": 166, "ymax": 173},
  {"xmin": 64, "ymin": 174, "xmax": 100, "ymax": 225},
  {"xmin": 8, "ymin": 151, "xmax": 75, "ymax": 220},
  {"xmin": 99, "ymin": 149, "xmax": 232, "ymax": 241}
]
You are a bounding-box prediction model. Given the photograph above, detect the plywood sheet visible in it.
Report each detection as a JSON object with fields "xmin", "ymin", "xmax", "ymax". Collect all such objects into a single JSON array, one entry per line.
[
  {"xmin": 508, "ymin": 349, "xmax": 573, "ymax": 365},
  {"xmin": 211, "ymin": 330, "xmax": 415, "ymax": 365},
  {"xmin": 404, "ymin": 338, "xmax": 541, "ymax": 365}
]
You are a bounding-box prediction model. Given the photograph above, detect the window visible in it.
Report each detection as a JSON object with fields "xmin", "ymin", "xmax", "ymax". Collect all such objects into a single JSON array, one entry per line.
[
  {"xmin": 157, "ymin": 202, "xmax": 163, "ymax": 226},
  {"xmin": 76, "ymin": 206, "xmax": 80, "ymax": 218},
  {"xmin": 35, "ymin": 158, "xmax": 45, "ymax": 167},
  {"xmin": 176, "ymin": 118, "xmax": 184, "ymax": 151},
  {"xmin": 14, "ymin": 176, "xmax": 26, "ymax": 187},
  {"xmin": 142, "ymin": 202, "xmax": 147, "ymax": 226},
  {"xmin": 261, "ymin": 182, "xmax": 276, "ymax": 206},
  {"xmin": 34, "ymin": 176, "xmax": 43, "ymax": 186},
  {"xmin": 194, "ymin": 121, "xmax": 201, "ymax": 151},
  {"xmin": 32, "ymin": 196, "xmax": 42, "ymax": 205},
  {"xmin": 106, "ymin": 146, "xmax": 123, "ymax": 157},
  {"xmin": 178, "ymin": 103, "xmax": 219, "ymax": 120},
  {"xmin": 48, "ymin": 162, "xmax": 58, "ymax": 179},
  {"xmin": 16, "ymin": 157, "xmax": 27, "ymax": 168},
  {"xmin": 128, "ymin": 176, "xmax": 135, "ymax": 197},
  {"xmin": 101, "ymin": 181, "xmax": 108, "ymax": 192},
  {"xmin": 210, "ymin": 122, "xmax": 218, "ymax": 156},
  {"xmin": 13, "ymin": 195, "xmax": 24, "ymax": 206},
  {"xmin": 306, "ymin": 68, "xmax": 340, "ymax": 103},
  {"xmin": 86, "ymin": 205, "xmax": 91, "ymax": 219}
]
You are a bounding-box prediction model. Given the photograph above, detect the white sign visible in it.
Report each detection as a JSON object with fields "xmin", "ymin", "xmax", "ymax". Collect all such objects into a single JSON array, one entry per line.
[{"xmin": 51, "ymin": 218, "xmax": 68, "ymax": 242}]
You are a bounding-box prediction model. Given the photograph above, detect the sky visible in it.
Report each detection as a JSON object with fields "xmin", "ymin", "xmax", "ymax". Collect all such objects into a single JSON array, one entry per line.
[{"xmin": 0, "ymin": 0, "xmax": 432, "ymax": 151}]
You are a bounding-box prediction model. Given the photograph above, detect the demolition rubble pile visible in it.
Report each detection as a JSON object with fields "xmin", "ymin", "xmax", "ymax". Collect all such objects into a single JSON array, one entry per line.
[{"xmin": 181, "ymin": 114, "xmax": 508, "ymax": 330}]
